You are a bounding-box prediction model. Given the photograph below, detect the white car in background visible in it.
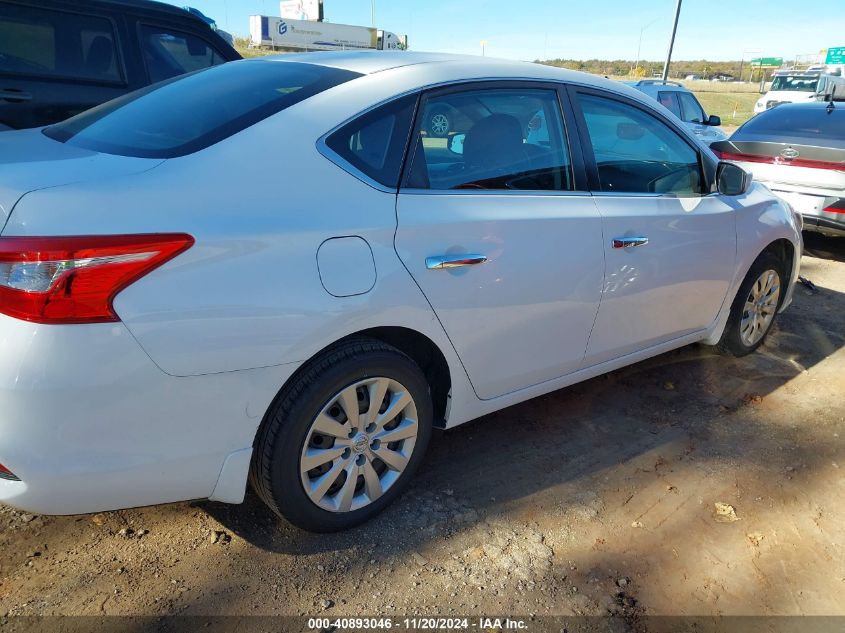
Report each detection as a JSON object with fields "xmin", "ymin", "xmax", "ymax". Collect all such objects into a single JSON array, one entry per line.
[
  {"xmin": 0, "ymin": 52, "xmax": 801, "ymax": 532},
  {"xmin": 754, "ymin": 70, "xmax": 845, "ymax": 114}
]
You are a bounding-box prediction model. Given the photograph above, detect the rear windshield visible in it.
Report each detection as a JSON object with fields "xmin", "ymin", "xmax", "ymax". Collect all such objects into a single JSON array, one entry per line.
[
  {"xmin": 740, "ymin": 106, "xmax": 845, "ymax": 141},
  {"xmin": 770, "ymin": 75, "xmax": 819, "ymax": 92},
  {"xmin": 43, "ymin": 60, "xmax": 360, "ymax": 158}
]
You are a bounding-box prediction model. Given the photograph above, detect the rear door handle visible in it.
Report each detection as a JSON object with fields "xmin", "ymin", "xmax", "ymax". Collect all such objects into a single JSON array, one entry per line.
[
  {"xmin": 612, "ymin": 236, "xmax": 649, "ymax": 249},
  {"xmin": 426, "ymin": 254, "xmax": 488, "ymax": 270},
  {"xmin": 0, "ymin": 89, "xmax": 33, "ymax": 103}
]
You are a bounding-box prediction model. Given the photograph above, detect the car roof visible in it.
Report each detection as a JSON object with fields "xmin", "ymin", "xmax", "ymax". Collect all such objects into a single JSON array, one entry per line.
[
  {"xmin": 38, "ymin": 0, "xmax": 209, "ymax": 23},
  {"xmin": 623, "ymin": 80, "xmax": 690, "ymax": 93},
  {"xmin": 254, "ymin": 51, "xmax": 645, "ymax": 96}
]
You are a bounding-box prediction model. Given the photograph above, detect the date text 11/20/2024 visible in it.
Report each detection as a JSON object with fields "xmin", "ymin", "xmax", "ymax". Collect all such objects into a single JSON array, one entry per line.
[{"xmin": 306, "ymin": 617, "xmax": 528, "ymax": 630}]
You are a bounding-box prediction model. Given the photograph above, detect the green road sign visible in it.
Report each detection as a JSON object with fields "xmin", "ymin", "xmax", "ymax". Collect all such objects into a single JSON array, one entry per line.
[
  {"xmin": 750, "ymin": 57, "xmax": 784, "ymax": 68},
  {"xmin": 826, "ymin": 47, "xmax": 845, "ymax": 64}
]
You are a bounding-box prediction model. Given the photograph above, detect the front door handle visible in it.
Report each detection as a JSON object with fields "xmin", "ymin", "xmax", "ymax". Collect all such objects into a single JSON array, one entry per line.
[
  {"xmin": 0, "ymin": 89, "xmax": 33, "ymax": 103},
  {"xmin": 426, "ymin": 254, "xmax": 488, "ymax": 270},
  {"xmin": 612, "ymin": 236, "xmax": 649, "ymax": 249}
]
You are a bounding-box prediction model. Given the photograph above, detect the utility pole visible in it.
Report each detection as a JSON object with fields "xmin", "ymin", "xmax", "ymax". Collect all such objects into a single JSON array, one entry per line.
[
  {"xmin": 633, "ymin": 19, "xmax": 659, "ymax": 75},
  {"xmin": 661, "ymin": 0, "xmax": 682, "ymax": 81},
  {"xmin": 371, "ymin": 0, "xmax": 375, "ymax": 27}
]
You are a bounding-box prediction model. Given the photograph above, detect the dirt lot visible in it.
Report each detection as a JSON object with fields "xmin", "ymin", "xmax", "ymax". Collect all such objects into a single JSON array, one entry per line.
[{"xmin": 1, "ymin": 233, "xmax": 844, "ymax": 624}]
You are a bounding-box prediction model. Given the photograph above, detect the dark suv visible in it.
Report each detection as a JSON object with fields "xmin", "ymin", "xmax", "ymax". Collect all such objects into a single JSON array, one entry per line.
[{"xmin": 0, "ymin": 0, "xmax": 240, "ymax": 130}]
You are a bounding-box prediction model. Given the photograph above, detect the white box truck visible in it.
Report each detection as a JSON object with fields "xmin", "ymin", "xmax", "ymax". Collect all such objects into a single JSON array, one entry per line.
[{"xmin": 249, "ymin": 15, "xmax": 406, "ymax": 51}]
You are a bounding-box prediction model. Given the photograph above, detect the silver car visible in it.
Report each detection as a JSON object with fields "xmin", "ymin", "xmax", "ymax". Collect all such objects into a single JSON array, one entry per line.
[
  {"xmin": 625, "ymin": 79, "xmax": 728, "ymax": 143},
  {"xmin": 712, "ymin": 101, "xmax": 845, "ymax": 236}
]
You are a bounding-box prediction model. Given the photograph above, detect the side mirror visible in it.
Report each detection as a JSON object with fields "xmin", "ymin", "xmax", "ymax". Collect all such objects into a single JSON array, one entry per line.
[
  {"xmin": 447, "ymin": 133, "xmax": 465, "ymax": 155},
  {"xmin": 716, "ymin": 161, "xmax": 751, "ymax": 196},
  {"xmin": 707, "ymin": 114, "xmax": 721, "ymax": 126}
]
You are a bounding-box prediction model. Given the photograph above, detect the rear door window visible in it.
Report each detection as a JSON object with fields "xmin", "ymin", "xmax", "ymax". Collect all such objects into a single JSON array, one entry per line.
[
  {"xmin": 0, "ymin": 4, "xmax": 121, "ymax": 83},
  {"xmin": 404, "ymin": 87, "xmax": 574, "ymax": 191},
  {"xmin": 140, "ymin": 25, "xmax": 226, "ymax": 83}
]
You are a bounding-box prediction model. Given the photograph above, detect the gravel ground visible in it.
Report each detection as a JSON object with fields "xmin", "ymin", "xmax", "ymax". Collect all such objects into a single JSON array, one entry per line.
[{"xmin": 1, "ymin": 232, "xmax": 844, "ymax": 623}]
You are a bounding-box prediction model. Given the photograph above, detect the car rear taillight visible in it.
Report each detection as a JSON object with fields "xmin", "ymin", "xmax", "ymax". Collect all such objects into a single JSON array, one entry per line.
[
  {"xmin": 0, "ymin": 234, "xmax": 194, "ymax": 324},
  {"xmin": 824, "ymin": 200, "xmax": 845, "ymax": 214},
  {"xmin": 0, "ymin": 463, "xmax": 20, "ymax": 481},
  {"xmin": 715, "ymin": 150, "xmax": 844, "ymax": 172}
]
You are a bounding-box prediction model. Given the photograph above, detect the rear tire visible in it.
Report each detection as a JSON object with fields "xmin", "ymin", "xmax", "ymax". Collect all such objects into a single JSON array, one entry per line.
[
  {"xmin": 717, "ymin": 251, "xmax": 786, "ymax": 357},
  {"xmin": 249, "ymin": 339, "xmax": 433, "ymax": 532}
]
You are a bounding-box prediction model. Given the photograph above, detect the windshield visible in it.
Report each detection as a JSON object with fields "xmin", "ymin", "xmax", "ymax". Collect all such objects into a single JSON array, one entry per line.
[
  {"xmin": 43, "ymin": 61, "xmax": 360, "ymax": 158},
  {"xmin": 770, "ymin": 75, "xmax": 819, "ymax": 92}
]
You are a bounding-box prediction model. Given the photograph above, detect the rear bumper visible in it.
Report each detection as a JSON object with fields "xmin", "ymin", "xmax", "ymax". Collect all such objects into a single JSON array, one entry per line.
[
  {"xmin": 0, "ymin": 315, "xmax": 298, "ymax": 515},
  {"xmin": 769, "ymin": 189, "xmax": 845, "ymax": 236}
]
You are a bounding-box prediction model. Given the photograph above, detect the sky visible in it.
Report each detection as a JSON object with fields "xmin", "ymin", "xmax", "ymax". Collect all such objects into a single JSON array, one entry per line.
[{"xmin": 164, "ymin": 0, "xmax": 844, "ymax": 63}]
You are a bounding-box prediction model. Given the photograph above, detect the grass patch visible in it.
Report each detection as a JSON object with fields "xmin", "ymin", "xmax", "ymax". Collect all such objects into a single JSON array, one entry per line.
[{"xmin": 693, "ymin": 92, "xmax": 759, "ymax": 127}]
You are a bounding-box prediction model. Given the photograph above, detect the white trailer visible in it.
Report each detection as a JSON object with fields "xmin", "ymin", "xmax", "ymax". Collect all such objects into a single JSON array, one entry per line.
[{"xmin": 249, "ymin": 15, "xmax": 406, "ymax": 51}]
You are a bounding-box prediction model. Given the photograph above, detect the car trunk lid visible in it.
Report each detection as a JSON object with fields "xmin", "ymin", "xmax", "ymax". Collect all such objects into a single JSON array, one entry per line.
[
  {"xmin": 711, "ymin": 138, "xmax": 845, "ymax": 195},
  {"xmin": 0, "ymin": 128, "xmax": 164, "ymax": 232}
]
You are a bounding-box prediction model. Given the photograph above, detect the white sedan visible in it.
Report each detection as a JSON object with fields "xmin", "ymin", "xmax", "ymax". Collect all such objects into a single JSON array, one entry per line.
[{"xmin": 0, "ymin": 52, "xmax": 802, "ymax": 532}]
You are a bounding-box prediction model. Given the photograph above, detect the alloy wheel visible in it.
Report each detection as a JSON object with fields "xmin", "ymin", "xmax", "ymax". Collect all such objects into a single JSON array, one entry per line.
[{"xmin": 740, "ymin": 268, "xmax": 781, "ymax": 347}]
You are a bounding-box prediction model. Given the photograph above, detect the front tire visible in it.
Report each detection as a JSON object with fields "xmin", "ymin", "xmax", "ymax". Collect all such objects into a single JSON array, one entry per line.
[
  {"xmin": 249, "ymin": 339, "xmax": 433, "ymax": 532},
  {"xmin": 717, "ymin": 251, "xmax": 786, "ymax": 356}
]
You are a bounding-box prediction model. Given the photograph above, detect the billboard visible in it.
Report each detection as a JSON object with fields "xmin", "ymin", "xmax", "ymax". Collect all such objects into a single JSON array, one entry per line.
[{"xmin": 280, "ymin": 0, "xmax": 323, "ymax": 21}]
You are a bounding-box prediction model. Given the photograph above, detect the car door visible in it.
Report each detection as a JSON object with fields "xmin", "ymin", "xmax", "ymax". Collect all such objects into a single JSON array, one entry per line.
[
  {"xmin": 0, "ymin": 2, "xmax": 128, "ymax": 130},
  {"xmin": 569, "ymin": 87, "xmax": 736, "ymax": 366},
  {"xmin": 394, "ymin": 82, "xmax": 605, "ymax": 400}
]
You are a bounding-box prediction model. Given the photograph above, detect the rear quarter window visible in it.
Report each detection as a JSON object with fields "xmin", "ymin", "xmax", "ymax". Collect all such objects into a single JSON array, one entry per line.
[
  {"xmin": 324, "ymin": 95, "xmax": 418, "ymax": 189},
  {"xmin": 43, "ymin": 61, "xmax": 361, "ymax": 158}
]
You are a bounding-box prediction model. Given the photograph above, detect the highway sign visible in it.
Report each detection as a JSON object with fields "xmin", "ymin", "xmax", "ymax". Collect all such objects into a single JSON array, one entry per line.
[
  {"xmin": 826, "ymin": 47, "xmax": 845, "ymax": 64},
  {"xmin": 750, "ymin": 57, "xmax": 783, "ymax": 68}
]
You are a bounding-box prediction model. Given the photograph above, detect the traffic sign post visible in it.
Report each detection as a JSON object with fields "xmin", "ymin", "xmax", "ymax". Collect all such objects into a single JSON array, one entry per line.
[
  {"xmin": 750, "ymin": 57, "xmax": 783, "ymax": 68},
  {"xmin": 750, "ymin": 57, "xmax": 783, "ymax": 92}
]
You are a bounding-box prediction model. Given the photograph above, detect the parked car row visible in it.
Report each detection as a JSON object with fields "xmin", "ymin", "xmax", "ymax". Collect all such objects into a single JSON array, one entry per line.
[{"xmin": 0, "ymin": 50, "xmax": 802, "ymax": 532}]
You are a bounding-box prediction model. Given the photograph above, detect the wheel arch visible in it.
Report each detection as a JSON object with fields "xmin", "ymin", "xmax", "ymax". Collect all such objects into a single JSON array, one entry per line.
[
  {"xmin": 703, "ymin": 234, "xmax": 800, "ymax": 346},
  {"xmin": 255, "ymin": 326, "xmax": 453, "ymax": 438}
]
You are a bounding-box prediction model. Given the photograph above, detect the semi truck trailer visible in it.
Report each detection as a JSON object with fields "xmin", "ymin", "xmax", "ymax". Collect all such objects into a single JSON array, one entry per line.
[{"xmin": 249, "ymin": 15, "xmax": 406, "ymax": 51}]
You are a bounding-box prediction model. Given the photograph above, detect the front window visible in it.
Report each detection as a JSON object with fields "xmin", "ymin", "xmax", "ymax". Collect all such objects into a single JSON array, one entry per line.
[
  {"xmin": 43, "ymin": 61, "xmax": 360, "ymax": 158},
  {"xmin": 579, "ymin": 93, "xmax": 703, "ymax": 196},
  {"xmin": 677, "ymin": 92, "xmax": 706, "ymax": 123},
  {"xmin": 770, "ymin": 75, "xmax": 820, "ymax": 92}
]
